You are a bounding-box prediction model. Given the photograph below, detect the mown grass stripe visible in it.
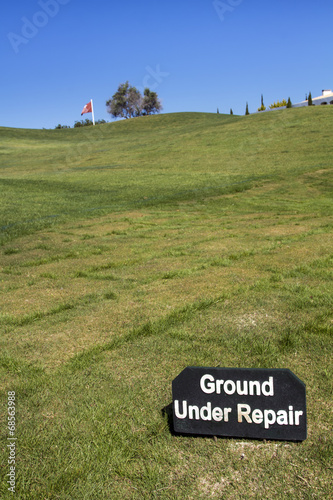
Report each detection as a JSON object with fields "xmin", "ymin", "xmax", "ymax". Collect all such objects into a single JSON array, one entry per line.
[
  {"xmin": 0, "ymin": 175, "xmax": 265, "ymax": 239},
  {"xmin": 65, "ymin": 295, "xmax": 228, "ymax": 372},
  {"xmin": 0, "ymin": 291, "xmax": 117, "ymax": 327}
]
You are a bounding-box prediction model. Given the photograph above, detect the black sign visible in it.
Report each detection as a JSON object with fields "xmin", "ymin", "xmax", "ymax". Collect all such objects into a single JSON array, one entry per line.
[{"xmin": 172, "ymin": 367, "xmax": 307, "ymax": 441}]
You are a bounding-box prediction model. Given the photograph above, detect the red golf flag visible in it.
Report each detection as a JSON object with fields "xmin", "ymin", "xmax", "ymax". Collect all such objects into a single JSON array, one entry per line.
[{"xmin": 81, "ymin": 101, "xmax": 92, "ymax": 115}]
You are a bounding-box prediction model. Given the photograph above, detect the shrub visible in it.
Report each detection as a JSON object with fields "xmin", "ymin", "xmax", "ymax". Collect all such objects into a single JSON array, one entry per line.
[
  {"xmin": 55, "ymin": 124, "xmax": 70, "ymax": 129},
  {"xmin": 269, "ymin": 99, "xmax": 288, "ymax": 109}
]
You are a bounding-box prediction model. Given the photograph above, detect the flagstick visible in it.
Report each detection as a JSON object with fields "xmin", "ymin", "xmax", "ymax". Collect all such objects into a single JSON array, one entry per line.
[{"xmin": 91, "ymin": 99, "xmax": 95, "ymax": 126}]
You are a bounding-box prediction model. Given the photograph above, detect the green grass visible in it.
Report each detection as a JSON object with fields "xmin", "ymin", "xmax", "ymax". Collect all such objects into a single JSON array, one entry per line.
[{"xmin": 0, "ymin": 108, "xmax": 332, "ymax": 498}]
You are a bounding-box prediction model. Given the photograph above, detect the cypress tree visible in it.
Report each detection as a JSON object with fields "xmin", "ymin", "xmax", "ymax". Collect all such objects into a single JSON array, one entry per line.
[
  {"xmin": 230, "ymin": 108, "xmax": 233, "ymax": 115},
  {"xmin": 287, "ymin": 97, "xmax": 292, "ymax": 108},
  {"xmin": 258, "ymin": 94, "xmax": 266, "ymax": 112},
  {"xmin": 308, "ymin": 92, "xmax": 313, "ymax": 106},
  {"xmin": 245, "ymin": 102, "xmax": 249, "ymax": 115}
]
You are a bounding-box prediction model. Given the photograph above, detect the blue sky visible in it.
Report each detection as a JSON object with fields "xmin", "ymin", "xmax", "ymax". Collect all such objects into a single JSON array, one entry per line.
[{"xmin": 1, "ymin": 0, "xmax": 332, "ymax": 129}]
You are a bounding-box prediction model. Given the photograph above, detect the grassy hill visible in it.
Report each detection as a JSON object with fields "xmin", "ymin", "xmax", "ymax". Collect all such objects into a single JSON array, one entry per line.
[
  {"xmin": 0, "ymin": 109, "xmax": 332, "ymax": 498},
  {"xmin": 1, "ymin": 109, "xmax": 331, "ymax": 244}
]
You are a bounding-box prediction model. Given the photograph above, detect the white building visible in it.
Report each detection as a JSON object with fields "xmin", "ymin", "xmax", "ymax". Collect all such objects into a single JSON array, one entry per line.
[{"xmin": 293, "ymin": 89, "xmax": 333, "ymax": 107}]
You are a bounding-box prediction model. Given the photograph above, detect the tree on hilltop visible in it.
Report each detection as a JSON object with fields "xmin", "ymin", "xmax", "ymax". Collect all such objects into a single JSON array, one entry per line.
[
  {"xmin": 106, "ymin": 82, "xmax": 142, "ymax": 119},
  {"xmin": 141, "ymin": 88, "xmax": 162, "ymax": 115},
  {"xmin": 106, "ymin": 82, "xmax": 162, "ymax": 119},
  {"xmin": 308, "ymin": 92, "xmax": 313, "ymax": 106}
]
